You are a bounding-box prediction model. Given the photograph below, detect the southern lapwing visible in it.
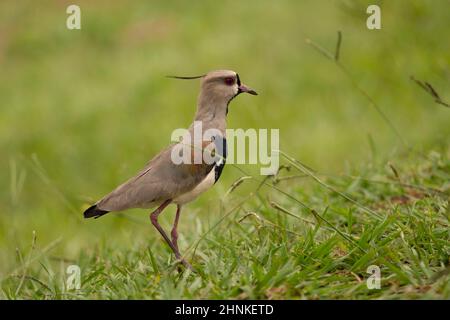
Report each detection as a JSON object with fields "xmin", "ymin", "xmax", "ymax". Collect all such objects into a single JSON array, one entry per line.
[{"xmin": 83, "ymin": 70, "xmax": 257, "ymax": 269}]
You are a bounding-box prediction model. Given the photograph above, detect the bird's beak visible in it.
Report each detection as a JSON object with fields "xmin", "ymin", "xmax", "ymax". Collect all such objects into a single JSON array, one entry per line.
[{"xmin": 238, "ymin": 84, "xmax": 258, "ymax": 95}]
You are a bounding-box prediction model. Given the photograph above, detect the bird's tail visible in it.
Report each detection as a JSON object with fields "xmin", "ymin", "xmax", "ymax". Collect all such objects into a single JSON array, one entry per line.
[{"xmin": 83, "ymin": 204, "xmax": 109, "ymax": 219}]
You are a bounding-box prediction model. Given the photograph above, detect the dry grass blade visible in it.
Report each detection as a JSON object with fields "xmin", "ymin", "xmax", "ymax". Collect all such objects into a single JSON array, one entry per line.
[
  {"xmin": 15, "ymin": 231, "xmax": 37, "ymax": 296},
  {"xmin": 279, "ymin": 151, "xmax": 384, "ymax": 220},
  {"xmin": 320, "ymin": 173, "xmax": 446, "ymax": 196},
  {"xmin": 306, "ymin": 33, "xmax": 409, "ymax": 148},
  {"xmin": 269, "ymin": 200, "xmax": 316, "ymax": 225},
  {"xmin": 410, "ymin": 75, "xmax": 450, "ymax": 108},
  {"xmin": 186, "ymin": 194, "xmax": 255, "ymax": 261},
  {"xmin": 238, "ymin": 211, "xmax": 302, "ymax": 237},
  {"xmin": 335, "ymin": 30, "xmax": 342, "ymax": 61},
  {"xmin": 305, "ymin": 38, "xmax": 334, "ymax": 60},
  {"xmin": 230, "ymin": 164, "xmax": 366, "ymax": 253},
  {"xmin": 224, "ymin": 176, "xmax": 253, "ymax": 198},
  {"xmin": 311, "ymin": 207, "xmax": 366, "ymax": 253}
]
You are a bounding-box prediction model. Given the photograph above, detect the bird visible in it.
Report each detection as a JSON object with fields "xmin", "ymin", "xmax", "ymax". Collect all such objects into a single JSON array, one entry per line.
[{"xmin": 83, "ymin": 70, "xmax": 257, "ymax": 270}]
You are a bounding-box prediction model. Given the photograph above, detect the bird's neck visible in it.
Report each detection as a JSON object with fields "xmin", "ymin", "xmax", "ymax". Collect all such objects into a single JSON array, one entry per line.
[{"xmin": 193, "ymin": 93, "xmax": 228, "ymax": 134}]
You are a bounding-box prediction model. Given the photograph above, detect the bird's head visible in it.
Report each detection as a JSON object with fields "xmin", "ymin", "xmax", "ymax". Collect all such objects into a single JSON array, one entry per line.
[
  {"xmin": 168, "ymin": 70, "xmax": 257, "ymax": 119},
  {"xmin": 200, "ymin": 70, "xmax": 257, "ymax": 104}
]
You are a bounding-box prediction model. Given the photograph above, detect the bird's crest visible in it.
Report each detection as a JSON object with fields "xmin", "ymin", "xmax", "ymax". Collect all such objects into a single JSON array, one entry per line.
[{"xmin": 166, "ymin": 74, "xmax": 206, "ymax": 80}]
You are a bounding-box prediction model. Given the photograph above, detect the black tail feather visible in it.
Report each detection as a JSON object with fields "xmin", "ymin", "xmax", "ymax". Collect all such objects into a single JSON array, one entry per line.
[{"xmin": 83, "ymin": 204, "xmax": 109, "ymax": 219}]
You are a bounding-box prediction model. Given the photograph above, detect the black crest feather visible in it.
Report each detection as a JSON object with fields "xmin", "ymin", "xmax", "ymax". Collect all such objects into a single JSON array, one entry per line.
[{"xmin": 166, "ymin": 74, "xmax": 206, "ymax": 80}]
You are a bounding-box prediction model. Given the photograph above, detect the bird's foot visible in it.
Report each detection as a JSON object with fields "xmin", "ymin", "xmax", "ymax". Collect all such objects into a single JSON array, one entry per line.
[{"xmin": 175, "ymin": 254, "xmax": 195, "ymax": 272}]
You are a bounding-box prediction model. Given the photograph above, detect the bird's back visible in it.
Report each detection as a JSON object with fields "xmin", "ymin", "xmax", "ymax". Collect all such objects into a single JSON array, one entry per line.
[{"xmin": 92, "ymin": 143, "xmax": 214, "ymax": 212}]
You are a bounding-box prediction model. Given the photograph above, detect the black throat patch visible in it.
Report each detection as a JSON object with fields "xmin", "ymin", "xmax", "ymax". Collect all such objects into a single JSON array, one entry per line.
[
  {"xmin": 213, "ymin": 136, "xmax": 227, "ymax": 183},
  {"xmin": 227, "ymin": 74, "xmax": 241, "ymax": 115}
]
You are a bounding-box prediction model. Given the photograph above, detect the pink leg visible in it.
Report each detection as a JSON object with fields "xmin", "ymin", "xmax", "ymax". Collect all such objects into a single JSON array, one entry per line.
[
  {"xmin": 170, "ymin": 205, "xmax": 193, "ymax": 270},
  {"xmin": 171, "ymin": 205, "xmax": 182, "ymax": 253},
  {"xmin": 150, "ymin": 201, "xmax": 193, "ymax": 270}
]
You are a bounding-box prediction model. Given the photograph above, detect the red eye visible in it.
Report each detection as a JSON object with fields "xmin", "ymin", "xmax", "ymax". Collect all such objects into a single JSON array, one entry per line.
[{"xmin": 224, "ymin": 77, "xmax": 235, "ymax": 86}]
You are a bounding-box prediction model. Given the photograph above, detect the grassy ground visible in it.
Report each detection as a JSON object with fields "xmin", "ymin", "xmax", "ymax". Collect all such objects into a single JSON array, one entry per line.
[
  {"xmin": 1, "ymin": 0, "xmax": 449, "ymax": 299},
  {"xmin": 2, "ymin": 150, "xmax": 449, "ymax": 299}
]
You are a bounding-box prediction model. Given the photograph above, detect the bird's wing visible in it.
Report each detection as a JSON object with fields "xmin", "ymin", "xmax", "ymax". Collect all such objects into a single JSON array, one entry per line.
[{"xmin": 96, "ymin": 144, "xmax": 214, "ymax": 211}]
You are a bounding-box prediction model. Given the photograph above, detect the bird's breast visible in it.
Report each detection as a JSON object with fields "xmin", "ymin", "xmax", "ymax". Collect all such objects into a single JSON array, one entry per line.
[
  {"xmin": 173, "ymin": 167, "xmax": 216, "ymax": 205},
  {"xmin": 173, "ymin": 136, "xmax": 227, "ymax": 205}
]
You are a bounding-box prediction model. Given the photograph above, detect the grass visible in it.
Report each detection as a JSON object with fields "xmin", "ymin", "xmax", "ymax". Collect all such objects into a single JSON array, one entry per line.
[
  {"xmin": 1, "ymin": 150, "xmax": 449, "ymax": 299},
  {"xmin": 1, "ymin": 0, "xmax": 449, "ymax": 299}
]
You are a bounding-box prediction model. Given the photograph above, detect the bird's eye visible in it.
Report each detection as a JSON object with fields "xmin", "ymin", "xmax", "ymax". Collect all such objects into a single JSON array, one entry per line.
[{"xmin": 224, "ymin": 77, "xmax": 235, "ymax": 86}]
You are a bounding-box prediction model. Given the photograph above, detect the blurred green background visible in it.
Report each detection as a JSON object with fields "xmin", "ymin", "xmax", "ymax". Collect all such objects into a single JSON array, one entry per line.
[{"xmin": 0, "ymin": 0, "xmax": 449, "ymax": 275}]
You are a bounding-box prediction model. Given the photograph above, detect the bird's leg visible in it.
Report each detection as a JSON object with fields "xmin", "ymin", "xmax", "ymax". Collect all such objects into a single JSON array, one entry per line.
[
  {"xmin": 150, "ymin": 200, "xmax": 178, "ymax": 253},
  {"xmin": 171, "ymin": 205, "xmax": 182, "ymax": 254},
  {"xmin": 170, "ymin": 205, "xmax": 194, "ymax": 271},
  {"xmin": 149, "ymin": 201, "xmax": 193, "ymax": 271}
]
